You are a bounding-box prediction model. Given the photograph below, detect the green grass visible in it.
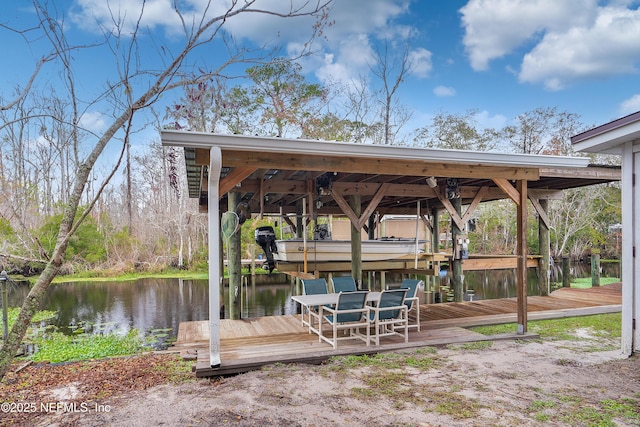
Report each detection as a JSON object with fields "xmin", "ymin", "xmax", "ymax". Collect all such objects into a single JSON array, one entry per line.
[
  {"xmin": 469, "ymin": 312, "xmax": 621, "ymax": 340},
  {"xmin": 329, "ymin": 350, "xmax": 442, "ymax": 372},
  {"xmin": 448, "ymin": 341, "xmax": 494, "ymax": 351},
  {"xmin": 432, "ymin": 391, "xmax": 483, "ymax": 419},
  {"xmin": 1, "ymin": 307, "xmax": 58, "ymax": 331},
  {"xmin": 570, "ymin": 277, "xmax": 620, "ymax": 289},
  {"xmin": 29, "ymin": 330, "xmax": 145, "ymax": 363}
]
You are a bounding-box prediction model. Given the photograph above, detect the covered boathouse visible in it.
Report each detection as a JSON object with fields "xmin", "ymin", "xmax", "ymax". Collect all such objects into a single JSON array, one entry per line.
[{"xmin": 160, "ymin": 130, "xmax": 620, "ymax": 372}]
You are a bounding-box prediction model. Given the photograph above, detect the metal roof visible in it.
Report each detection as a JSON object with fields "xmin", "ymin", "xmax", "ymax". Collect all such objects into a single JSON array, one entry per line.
[
  {"xmin": 161, "ymin": 130, "xmax": 620, "ymax": 215},
  {"xmin": 572, "ymin": 110, "xmax": 640, "ymax": 154}
]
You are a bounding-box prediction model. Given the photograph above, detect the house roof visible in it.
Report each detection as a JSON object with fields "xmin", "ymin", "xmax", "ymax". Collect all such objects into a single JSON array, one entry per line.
[
  {"xmin": 572, "ymin": 110, "xmax": 640, "ymax": 154},
  {"xmin": 161, "ymin": 130, "xmax": 620, "ymax": 216}
]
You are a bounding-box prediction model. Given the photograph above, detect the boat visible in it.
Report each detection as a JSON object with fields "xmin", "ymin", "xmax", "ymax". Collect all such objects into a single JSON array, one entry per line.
[
  {"xmin": 273, "ymin": 238, "xmax": 425, "ymax": 263},
  {"xmin": 255, "ymin": 225, "xmax": 427, "ymax": 271}
]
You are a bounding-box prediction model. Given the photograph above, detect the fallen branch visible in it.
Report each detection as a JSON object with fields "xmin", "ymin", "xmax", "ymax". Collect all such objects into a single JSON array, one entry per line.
[{"xmin": 0, "ymin": 253, "xmax": 47, "ymax": 264}]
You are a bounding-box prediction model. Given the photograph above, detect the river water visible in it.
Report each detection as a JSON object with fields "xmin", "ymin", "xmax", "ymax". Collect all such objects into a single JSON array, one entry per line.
[{"xmin": 6, "ymin": 262, "xmax": 620, "ymax": 346}]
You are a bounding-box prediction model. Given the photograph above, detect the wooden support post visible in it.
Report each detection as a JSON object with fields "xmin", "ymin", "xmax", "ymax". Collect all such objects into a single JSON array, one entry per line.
[
  {"xmin": 451, "ymin": 197, "xmax": 463, "ymax": 302},
  {"xmin": 250, "ymin": 243, "xmax": 256, "ymax": 287},
  {"xmin": 431, "ymin": 207, "xmax": 440, "ymax": 302},
  {"xmin": 591, "ymin": 253, "xmax": 600, "ymax": 287},
  {"xmin": 228, "ymin": 191, "xmax": 242, "ymax": 320},
  {"xmin": 516, "ymin": 180, "xmax": 528, "ymax": 334},
  {"xmin": 538, "ymin": 199, "xmax": 550, "ymax": 296},
  {"xmin": 296, "ymin": 202, "xmax": 303, "ymax": 238},
  {"xmin": 562, "ymin": 257, "xmax": 571, "ymax": 288},
  {"xmin": 350, "ymin": 194, "xmax": 363, "ymax": 289}
]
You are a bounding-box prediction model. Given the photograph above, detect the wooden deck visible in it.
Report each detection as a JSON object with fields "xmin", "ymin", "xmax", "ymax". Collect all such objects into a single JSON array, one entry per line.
[{"xmin": 170, "ymin": 283, "xmax": 621, "ymax": 377}]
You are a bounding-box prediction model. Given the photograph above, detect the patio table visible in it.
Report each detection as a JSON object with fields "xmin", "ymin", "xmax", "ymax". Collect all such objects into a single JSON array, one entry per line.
[{"xmin": 291, "ymin": 292, "xmax": 381, "ymax": 336}]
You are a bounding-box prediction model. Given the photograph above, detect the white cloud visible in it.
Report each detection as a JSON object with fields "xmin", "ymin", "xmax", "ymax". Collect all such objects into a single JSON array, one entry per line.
[
  {"xmin": 474, "ymin": 110, "xmax": 507, "ymax": 130},
  {"xmin": 460, "ymin": 0, "xmax": 640, "ymax": 90},
  {"xmin": 311, "ymin": 34, "xmax": 375, "ymax": 86},
  {"xmin": 519, "ymin": 6, "xmax": 640, "ymax": 90},
  {"xmin": 620, "ymin": 94, "xmax": 640, "ymax": 115},
  {"xmin": 433, "ymin": 85, "xmax": 455, "ymax": 97},
  {"xmin": 408, "ymin": 48, "xmax": 432, "ymax": 78},
  {"xmin": 460, "ymin": 0, "xmax": 597, "ymax": 71},
  {"xmin": 70, "ymin": 0, "xmax": 416, "ymax": 88},
  {"xmin": 70, "ymin": 0, "xmax": 195, "ymax": 34},
  {"xmin": 79, "ymin": 111, "xmax": 107, "ymax": 133}
]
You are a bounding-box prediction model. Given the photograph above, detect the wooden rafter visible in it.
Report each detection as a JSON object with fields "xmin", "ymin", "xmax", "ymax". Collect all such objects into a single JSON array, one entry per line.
[
  {"xmin": 220, "ymin": 150, "xmax": 539, "ymax": 180},
  {"xmin": 219, "ymin": 167, "xmax": 257, "ymax": 198},
  {"xmin": 528, "ymin": 195, "xmax": 551, "ymax": 228},
  {"xmin": 493, "ymin": 178, "xmax": 520, "ymax": 205},
  {"xmin": 331, "ymin": 183, "xmax": 391, "ymax": 230},
  {"xmin": 460, "ymin": 186, "xmax": 489, "ymax": 224},
  {"xmin": 437, "ymin": 186, "xmax": 489, "ymax": 232}
]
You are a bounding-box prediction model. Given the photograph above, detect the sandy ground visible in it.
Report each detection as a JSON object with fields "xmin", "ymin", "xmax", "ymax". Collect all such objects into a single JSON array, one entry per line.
[{"xmin": 3, "ymin": 332, "xmax": 640, "ymax": 427}]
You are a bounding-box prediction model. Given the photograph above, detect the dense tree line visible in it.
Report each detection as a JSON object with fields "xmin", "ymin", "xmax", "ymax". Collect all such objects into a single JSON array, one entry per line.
[{"xmin": 1, "ymin": 65, "xmax": 622, "ymax": 279}]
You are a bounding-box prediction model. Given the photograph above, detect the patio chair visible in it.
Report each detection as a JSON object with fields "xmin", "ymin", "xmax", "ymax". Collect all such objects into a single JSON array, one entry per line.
[
  {"xmin": 300, "ymin": 278, "xmax": 329, "ymax": 330},
  {"xmin": 367, "ymin": 288, "xmax": 408, "ymax": 345},
  {"xmin": 319, "ymin": 291, "xmax": 370, "ymax": 349},
  {"xmin": 331, "ymin": 276, "xmax": 357, "ymax": 293},
  {"xmin": 400, "ymin": 278, "xmax": 423, "ymax": 331}
]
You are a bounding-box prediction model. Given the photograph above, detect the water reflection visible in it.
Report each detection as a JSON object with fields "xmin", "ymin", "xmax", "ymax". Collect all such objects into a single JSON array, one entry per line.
[{"xmin": 6, "ymin": 262, "xmax": 619, "ymax": 344}]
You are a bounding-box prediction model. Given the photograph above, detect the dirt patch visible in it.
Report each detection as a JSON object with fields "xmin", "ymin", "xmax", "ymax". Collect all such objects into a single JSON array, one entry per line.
[{"xmin": 1, "ymin": 336, "xmax": 639, "ymax": 426}]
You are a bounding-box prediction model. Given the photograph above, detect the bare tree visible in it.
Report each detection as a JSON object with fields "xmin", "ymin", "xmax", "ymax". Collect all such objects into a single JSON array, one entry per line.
[
  {"xmin": 0, "ymin": 0, "xmax": 331, "ymax": 379},
  {"xmin": 369, "ymin": 41, "xmax": 413, "ymax": 145}
]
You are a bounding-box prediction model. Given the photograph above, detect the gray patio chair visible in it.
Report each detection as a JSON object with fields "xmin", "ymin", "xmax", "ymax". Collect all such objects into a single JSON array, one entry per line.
[
  {"xmin": 367, "ymin": 288, "xmax": 408, "ymax": 345},
  {"xmin": 400, "ymin": 278, "xmax": 423, "ymax": 331},
  {"xmin": 331, "ymin": 276, "xmax": 357, "ymax": 293},
  {"xmin": 319, "ymin": 291, "xmax": 370, "ymax": 349},
  {"xmin": 300, "ymin": 278, "xmax": 329, "ymax": 330}
]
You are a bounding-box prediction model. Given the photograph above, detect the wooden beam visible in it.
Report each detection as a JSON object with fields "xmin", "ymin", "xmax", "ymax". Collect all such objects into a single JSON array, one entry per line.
[
  {"xmin": 516, "ymin": 180, "xmax": 528, "ymax": 334},
  {"xmin": 528, "ymin": 195, "xmax": 551, "ymax": 228},
  {"xmin": 460, "ymin": 186, "xmax": 488, "ymax": 224},
  {"xmin": 435, "ymin": 187, "xmax": 466, "ymax": 232},
  {"xmin": 358, "ymin": 183, "xmax": 390, "ymax": 229},
  {"xmin": 283, "ymin": 216, "xmax": 297, "ymax": 234},
  {"xmin": 238, "ymin": 179, "xmax": 561, "ymax": 202},
  {"xmin": 219, "ymin": 167, "xmax": 257, "ymax": 197},
  {"xmin": 219, "ymin": 150, "xmax": 539, "ymax": 180},
  {"xmin": 529, "ymin": 189, "xmax": 563, "ymax": 200},
  {"xmin": 195, "ymin": 148, "xmax": 209, "ymax": 166},
  {"xmin": 330, "ymin": 189, "xmax": 360, "ymax": 227},
  {"xmin": 493, "ymin": 178, "xmax": 520, "ymax": 205},
  {"xmin": 462, "ymin": 256, "xmax": 539, "ymax": 270},
  {"xmin": 540, "ymin": 166, "xmax": 620, "ymax": 180}
]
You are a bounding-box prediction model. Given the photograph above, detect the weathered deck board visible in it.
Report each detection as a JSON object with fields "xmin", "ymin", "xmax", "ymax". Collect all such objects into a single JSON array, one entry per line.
[{"xmin": 172, "ymin": 283, "xmax": 622, "ymax": 377}]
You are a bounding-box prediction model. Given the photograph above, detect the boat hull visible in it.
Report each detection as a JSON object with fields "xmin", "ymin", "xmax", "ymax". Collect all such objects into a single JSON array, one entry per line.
[{"xmin": 273, "ymin": 239, "xmax": 424, "ymax": 262}]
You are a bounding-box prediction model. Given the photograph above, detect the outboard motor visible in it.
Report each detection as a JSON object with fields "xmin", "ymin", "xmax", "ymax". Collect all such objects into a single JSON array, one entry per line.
[{"xmin": 254, "ymin": 226, "xmax": 277, "ymax": 272}]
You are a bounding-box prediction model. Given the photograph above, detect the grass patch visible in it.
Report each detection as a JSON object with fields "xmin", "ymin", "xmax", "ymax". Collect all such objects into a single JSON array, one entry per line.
[
  {"xmin": 448, "ymin": 341, "xmax": 493, "ymax": 351},
  {"xmin": 329, "ymin": 350, "xmax": 443, "ymax": 372},
  {"xmin": 527, "ymin": 392, "xmax": 640, "ymax": 426},
  {"xmin": 1, "ymin": 307, "xmax": 58, "ymax": 332},
  {"xmin": 470, "ymin": 313, "xmax": 621, "ymax": 341},
  {"xmin": 432, "ymin": 391, "xmax": 483, "ymax": 419},
  {"xmin": 570, "ymin": 277, "xmax": 620, "ymax": 289},
  {"xmin": 600, "ymin": 398, "xmax": 640, "ymax": 421},
  {"xmin": 29, "ymin": 330, "xmax": 145, "ymax": 363}
]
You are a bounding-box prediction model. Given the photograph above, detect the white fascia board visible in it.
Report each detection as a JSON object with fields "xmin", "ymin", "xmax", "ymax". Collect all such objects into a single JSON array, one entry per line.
[
  {"xmin": 573, "ymin": 121, "xmax": 640, "ymax": 155},
  {"xmin": 161, "ymin": 130, "xmax": 590, "ymax": 169}
]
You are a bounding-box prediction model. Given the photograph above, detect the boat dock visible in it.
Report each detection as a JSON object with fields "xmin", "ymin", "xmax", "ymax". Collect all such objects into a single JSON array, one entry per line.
[{"xmin": 170, "ymin": 283, "xmax": 621, "ymax": 377}]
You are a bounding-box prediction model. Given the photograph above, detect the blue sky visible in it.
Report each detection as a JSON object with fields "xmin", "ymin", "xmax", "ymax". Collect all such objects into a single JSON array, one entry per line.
[{"xmin": 2, "ymin": 0, "xmax": 640, "ymax": 146}]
